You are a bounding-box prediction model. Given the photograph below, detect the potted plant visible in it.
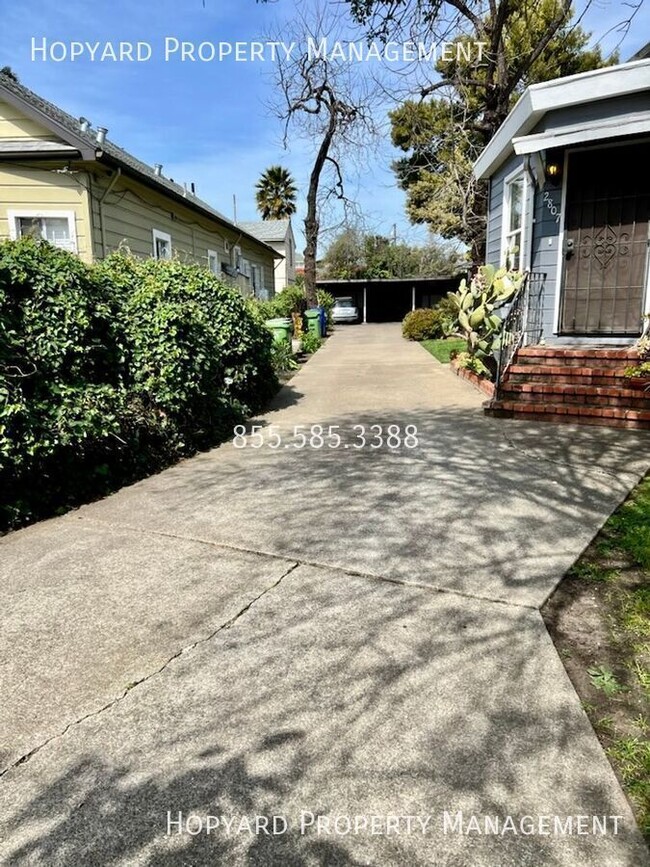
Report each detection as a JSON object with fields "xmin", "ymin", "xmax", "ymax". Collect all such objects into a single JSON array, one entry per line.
[{"xmin": 623, "ymin": 316, "xmax": 650, "ymax": 391}]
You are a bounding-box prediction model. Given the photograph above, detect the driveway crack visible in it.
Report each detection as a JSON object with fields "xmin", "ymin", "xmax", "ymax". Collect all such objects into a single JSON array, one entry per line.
[{"xmin": 0, "ymin": 562, "xmax": 299, "ymax": 779}]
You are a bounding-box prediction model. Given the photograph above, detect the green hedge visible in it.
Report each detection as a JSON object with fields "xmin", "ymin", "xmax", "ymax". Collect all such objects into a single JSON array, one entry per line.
[
  {"xmin": 0, "ymin": 239, "xmax": 277, "ymax": 530},
  {"xmin": 402, "ymin": 308, "xmax": 446, "ymax": 341}
]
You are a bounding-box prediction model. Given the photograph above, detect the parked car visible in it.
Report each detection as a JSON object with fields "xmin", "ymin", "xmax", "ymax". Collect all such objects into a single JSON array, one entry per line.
[{"xmin": 332, "ymin": 296, "xmax": 359, "ymax": 324}]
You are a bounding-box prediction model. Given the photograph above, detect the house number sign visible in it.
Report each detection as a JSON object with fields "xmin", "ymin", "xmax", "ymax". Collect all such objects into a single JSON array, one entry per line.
[{"xmin": 543, "ymin": 191, "xmax": 561, "ymax": 224}]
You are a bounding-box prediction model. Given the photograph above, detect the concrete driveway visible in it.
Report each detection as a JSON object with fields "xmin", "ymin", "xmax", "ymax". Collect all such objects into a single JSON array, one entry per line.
[{"xmin": 1, "ymin": 324, "xmax": 649, "ymax": 866}]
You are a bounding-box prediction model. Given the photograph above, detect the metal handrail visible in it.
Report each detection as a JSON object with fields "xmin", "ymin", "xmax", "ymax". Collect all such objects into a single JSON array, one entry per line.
[{"xmin": 495, "ymin": 271, "xmax": 547, "ymax": 390}]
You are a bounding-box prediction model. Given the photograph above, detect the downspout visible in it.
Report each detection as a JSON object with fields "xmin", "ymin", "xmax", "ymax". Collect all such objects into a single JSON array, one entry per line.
[{"xmin": 98, "ymin": 168, "xmax": 121, "ymax": 259}]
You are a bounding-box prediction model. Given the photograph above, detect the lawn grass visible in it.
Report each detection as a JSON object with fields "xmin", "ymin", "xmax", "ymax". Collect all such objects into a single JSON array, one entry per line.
[
  {"xmin": 543, "ymin": 474, "xmax": 650, "ymax": 839},
  {"xmin": 420, "ymin": 338, "xmax": 466, "ymax": 363}
]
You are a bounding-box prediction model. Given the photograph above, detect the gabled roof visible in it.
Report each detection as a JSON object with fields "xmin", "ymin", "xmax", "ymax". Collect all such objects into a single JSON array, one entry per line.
[
  {"xmin": 473, "ymin": 58, "xmax": 650, "ymax": 180},
  {"xmin": 238, "ymin": 220, "xmax": 292, "ymax": 243},
  {"xmin": 0, "ymin": 73, "xmax": 278, "ymax": 255}
]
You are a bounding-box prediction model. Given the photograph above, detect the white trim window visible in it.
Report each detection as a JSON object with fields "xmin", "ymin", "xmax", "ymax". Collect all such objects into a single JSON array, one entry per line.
[
  {"xmin": 207, "ymin": 249, "xmax": 220, "ymax": 275},
  {"xmin": 501, "ymin": 170, "xmax": 531, "ymax": 271},
  {"xmin": 8, "ymin": 210, "xmax": 77, "ymax": 253},
  {"xmin": 152, "ymin": 229, "xmax": 172, "ymax": 260}
]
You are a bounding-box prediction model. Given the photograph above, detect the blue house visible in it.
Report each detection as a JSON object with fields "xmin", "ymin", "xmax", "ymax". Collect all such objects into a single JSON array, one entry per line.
[{"xmin": 473, "ymin": 56, "xmax": 650, "ymax": 429}]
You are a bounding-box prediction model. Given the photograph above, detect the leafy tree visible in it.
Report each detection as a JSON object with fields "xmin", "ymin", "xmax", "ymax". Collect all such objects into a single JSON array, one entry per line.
[
  {"xmin": 345, "ymin": 0, "xmax": 617, "ymax": 262},
  {"xmin": 255, "ymin": 165, "xmax": 298, "ymax": 220},
  {"xmin": 321, "ymin": 227, "xmax": 461, "ymax": 279}
]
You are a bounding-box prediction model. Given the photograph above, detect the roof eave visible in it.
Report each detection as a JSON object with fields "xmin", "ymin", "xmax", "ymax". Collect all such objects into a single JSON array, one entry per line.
[
  {"xmin": 473, "ymin": 59, "xmax": 650, "ymax": 180},
  {"xmin": 0, "ymin": 83, "xmax": 97, "ymax": 160},
  {"xmin": 95, "ymin": 152, "xmax": 280, "ymax": 257}
]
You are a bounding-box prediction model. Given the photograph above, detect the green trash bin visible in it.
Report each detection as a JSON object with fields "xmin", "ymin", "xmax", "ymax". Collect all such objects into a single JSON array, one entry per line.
[
  {"xmin": 305, "ymin": 309, "xmax": 322, "ymax": 339},
  {"xmin": 266, "ymin": 317, "xmax": 292, "ymax": 345}
]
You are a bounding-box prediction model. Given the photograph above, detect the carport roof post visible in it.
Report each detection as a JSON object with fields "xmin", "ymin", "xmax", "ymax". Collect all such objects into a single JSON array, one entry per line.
[{"xmin": 317, "ymin": 276, "xmax": 464, "ymax": 323}]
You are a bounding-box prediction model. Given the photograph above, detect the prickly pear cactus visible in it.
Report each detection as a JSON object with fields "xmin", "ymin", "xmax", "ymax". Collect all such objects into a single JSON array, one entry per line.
[{"xmin": 447, "ymin": 266, "xmax": 525, "ymax": 369}]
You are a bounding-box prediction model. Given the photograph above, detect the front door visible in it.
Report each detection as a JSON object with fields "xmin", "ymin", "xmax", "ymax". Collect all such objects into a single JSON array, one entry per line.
[{"xmin": 560, "ymin": 142, "xmax": 649, "ymax": 335}]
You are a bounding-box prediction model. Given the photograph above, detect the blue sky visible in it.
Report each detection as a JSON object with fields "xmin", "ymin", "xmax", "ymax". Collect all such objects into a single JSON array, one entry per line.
[{"xmin": 1, "ymin": 0, "xmax": 647, "ymax": 252}]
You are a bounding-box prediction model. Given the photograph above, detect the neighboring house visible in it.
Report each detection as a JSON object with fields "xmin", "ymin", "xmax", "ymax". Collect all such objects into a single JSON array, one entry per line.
[
  {"xmin": 0, "ymin": 74, "xmax": 276, "ymax": 297},
  {"xmin": 473, "ymin": 57, "xmax": 650, "ymax": 428},
  {"xmin": 238, "ymin": 220, "xmax": 295, "ymax": 291}
]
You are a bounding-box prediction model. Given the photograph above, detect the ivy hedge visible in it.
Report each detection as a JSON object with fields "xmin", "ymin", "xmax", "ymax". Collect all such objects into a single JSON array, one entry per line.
[{"xmin": 0, "ymin": 239, "xmax": 278, "ymax": 531}]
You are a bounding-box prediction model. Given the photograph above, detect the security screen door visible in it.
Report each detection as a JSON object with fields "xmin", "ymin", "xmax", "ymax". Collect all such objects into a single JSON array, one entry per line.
[{"xmin": 560, "ymin": 142, "xmax": 649, "ymax": 335}]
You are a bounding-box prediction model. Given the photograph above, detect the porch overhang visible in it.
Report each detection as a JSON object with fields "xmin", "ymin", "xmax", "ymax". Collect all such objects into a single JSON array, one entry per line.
[
  {"xmin": 473, "ymin": 58, "xmax": 650, "ymax": 181},
  {"xmin": 512, "ymin": 112, "xmax": 650, "ymax": 155}
]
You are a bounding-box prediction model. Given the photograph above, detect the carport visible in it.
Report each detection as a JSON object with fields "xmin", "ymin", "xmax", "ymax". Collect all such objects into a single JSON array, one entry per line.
[{"xmin": 317, "ymin": 276, "xmax": 464, "ymax": 323}]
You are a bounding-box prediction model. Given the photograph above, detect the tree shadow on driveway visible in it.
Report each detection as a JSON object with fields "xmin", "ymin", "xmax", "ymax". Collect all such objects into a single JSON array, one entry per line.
[
  {"xmin": 74, "ymin": 406, "xmax": 650, "ymax": 608},
  {"xmin": 1, "ymin": 567, "xmax": 647, "ymax": 867}
]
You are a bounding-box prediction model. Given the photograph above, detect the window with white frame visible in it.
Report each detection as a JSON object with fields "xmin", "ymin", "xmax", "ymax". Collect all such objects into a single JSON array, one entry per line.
[
  {"xmin": 9, "ymin": 211, "xmax": 77, "ymax": 253},
  {"xmin": 207, "ymin": 249, "xmax": 219, "ymax": 275},
  {"xmin": 152, "ymin": 229, "xmax": 172, "ymax": 260},
  {"xmin": 502, "ymin": 172, "xmax": 527, "ymax": 271}
]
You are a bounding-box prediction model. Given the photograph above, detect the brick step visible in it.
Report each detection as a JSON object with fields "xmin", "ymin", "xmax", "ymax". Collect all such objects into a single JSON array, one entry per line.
[
  {"xmin": 506, "ymin": 364, "xmax": 628, "ymax": 387},
  {"xmin": 499, "ymin": 382, "xmax": 650, "ymax": 409},
  {"xmin": 485, "ymin": 400, "xmax": 650, "ymax": 430},
  {"xmin": 514, "ymin": 347, "xmax": 639, "ymax": 370}
]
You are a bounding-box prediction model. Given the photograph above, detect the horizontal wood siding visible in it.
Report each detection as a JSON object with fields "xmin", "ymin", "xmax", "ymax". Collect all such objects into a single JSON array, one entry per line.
[
  {"xmin": 531, "ymin": 92, "xmax": 649, "ymax": 134},
  {"xmin": 0, "ymin": 164, "xmax": 92, "ymax": 261},
  {"xmin": 0, "ymin": 98, "xmax": 59, "ymax": 141},
  {"xmin": 531, "ymin": 178, "xmax": 562, "ymax": 338},
  {"xmin": 89, "ymin": 172, "xmax": 276, "ymax": 295}
]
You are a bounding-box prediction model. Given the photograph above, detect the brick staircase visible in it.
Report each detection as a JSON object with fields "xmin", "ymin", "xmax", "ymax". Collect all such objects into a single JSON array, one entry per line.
[{"xmin": 485, "ymin": 347, "xmax": 650, "ymax": 429}]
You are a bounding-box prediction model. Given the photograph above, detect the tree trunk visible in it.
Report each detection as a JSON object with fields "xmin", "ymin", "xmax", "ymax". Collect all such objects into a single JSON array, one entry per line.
[{"xmin": 303, "ymin": 115, "xmax": 337, "ymax": 307}]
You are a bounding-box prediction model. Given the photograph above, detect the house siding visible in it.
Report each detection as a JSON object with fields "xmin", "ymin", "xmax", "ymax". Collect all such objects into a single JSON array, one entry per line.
[
  {"xmin": 530, "ymin": 91, "xmax": 649, "ymax": 135},
  {"xmin": 0, "ymin": 98, "xmax": 55, "ymax": 140},
  {"xmin": 269, "ymin": 223, "xmax": 297, "ymax": 291},
  {"xmin": 0, "ymin": 101, "xmax": 93, "ymax": 261},
  {"xmin": 530, "ymin": 177, "xmax": 563, "ymax": 339},
  {"xmin": 0, "ymin": 100, "xmax": 275, "ymax": 293},
  {"xmin": 0, "ymin": 163, "xmax": 93, "ymax": 262},
  {"xmin": 88, "ymin": 170, "xmax": 275, "ymax": 295}
]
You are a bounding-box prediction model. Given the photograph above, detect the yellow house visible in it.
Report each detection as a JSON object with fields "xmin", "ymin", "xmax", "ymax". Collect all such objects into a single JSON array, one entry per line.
[{"xmin": 0, "ymin": 73, "xmax": 278, "ymax": 297}]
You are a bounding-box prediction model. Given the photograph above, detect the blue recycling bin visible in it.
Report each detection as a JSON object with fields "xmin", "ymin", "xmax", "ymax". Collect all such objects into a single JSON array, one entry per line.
[{"xmin": 318, "ymin": 306, "xmax": 327, "ymax": 336}]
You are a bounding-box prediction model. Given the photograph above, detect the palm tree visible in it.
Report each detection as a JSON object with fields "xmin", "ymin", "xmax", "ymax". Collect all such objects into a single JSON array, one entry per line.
[{"xmin": 255, "ymin": 166, "xmax": 297, "ymax": 220}]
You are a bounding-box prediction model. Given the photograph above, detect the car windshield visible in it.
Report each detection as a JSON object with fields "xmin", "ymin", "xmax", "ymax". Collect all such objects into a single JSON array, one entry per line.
[{"xmin": 335, "ymin": 299, "xmax": 354, "ymax": 308}]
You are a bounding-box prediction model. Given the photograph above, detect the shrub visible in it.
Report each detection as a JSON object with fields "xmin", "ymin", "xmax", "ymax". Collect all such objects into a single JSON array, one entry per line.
[
  {"xmin": 249, "ymin": 283, "xmax": 308, "ymax": 322},
  {"xmin": 98, "ymin": 253, "xmax": 277, "ymax": 427},
  {"xmin": 402, "ymin": 308, "xmax": 445, "ymax": 341},
  {"xmin": 0, "ymin": 241, "xmax": 278, "ymax": 530},
  {"xmin": 301, "ymin": 332, "xmax": 322, "ymax": 354},
  {"xmin": 454, "ymin": 351, "xmax": 490, "ymax": 377},
  {"xmin": 271, "ymin": 340, "xmax": 298, "ymax": 373}
]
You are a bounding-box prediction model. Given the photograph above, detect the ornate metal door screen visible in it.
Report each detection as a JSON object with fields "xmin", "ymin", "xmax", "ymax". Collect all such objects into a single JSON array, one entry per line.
[{"xmin": 560, "ymin": 142, "xmax": 649, "ymax": 335}]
